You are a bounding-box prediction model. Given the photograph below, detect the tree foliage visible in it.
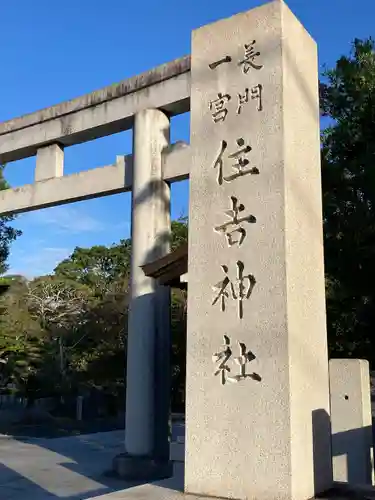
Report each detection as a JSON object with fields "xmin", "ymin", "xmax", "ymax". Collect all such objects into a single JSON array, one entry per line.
[
  {"xmin": 54, "ymin": 241, "xmax": 131, "ymax": 296},
  {"xmin": 0, "ymin": 167, "xmax": 22, "ymax": 274},
  {"xmin": 0, "ymin": 218, "xmax": 188, "ymax": 410},
  {"xmin": 321, "ymin": 38, "xmax": 375, "ymax": 361},
  {"xmin": 0, "ymin": 277, "xmax": 45, "ymax": 395}
]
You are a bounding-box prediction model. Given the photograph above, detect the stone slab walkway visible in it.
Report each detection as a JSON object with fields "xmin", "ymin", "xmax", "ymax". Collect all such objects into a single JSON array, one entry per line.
[
  {"xmin": 0, "ymin": 430, "xmax": 147, "ymax": 499},
  {"xmin": 0, "ymin": 429, "xmax": 373, "ymax": 500}
]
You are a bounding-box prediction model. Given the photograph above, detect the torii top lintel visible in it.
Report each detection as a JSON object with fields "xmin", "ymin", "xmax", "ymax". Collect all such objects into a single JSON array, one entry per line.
[{"xmin": 0, "ymin": 56, "xmax": 191, "ymax": 164}]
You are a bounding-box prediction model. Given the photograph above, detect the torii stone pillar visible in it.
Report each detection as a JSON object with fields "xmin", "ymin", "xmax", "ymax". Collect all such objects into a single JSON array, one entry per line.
[{"xmin": 113, "ymin": 109, "xmax": 173, "ymax": 480}]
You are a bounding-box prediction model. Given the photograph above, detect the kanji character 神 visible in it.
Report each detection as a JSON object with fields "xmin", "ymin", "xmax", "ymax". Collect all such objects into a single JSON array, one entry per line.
[{"xmin": 212, "ymin": 261, "xmax": 256, "ymax": 319}]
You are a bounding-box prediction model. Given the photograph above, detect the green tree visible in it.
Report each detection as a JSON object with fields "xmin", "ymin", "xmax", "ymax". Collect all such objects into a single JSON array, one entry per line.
[
  {"xmin": 26, "ymin": 276, "xmax": 94, "ymax": 396},
  {"xmin": 321, "ymin": 38, "xmax": 375, "ymax": 361},
  {"xmin": 0, "ymin": 166, "xmax": 22, "ymax": 274},
  {"xmin": 69, "ymin": 276, "xmax": 129, "ymax": 396},
  {"xmin": 0, "ymin": 216, "xmax": 188, "ymax": 406},
  {"xmin": 54, "ymin": 241, "xmax": 131, "ymax": 297},
  {"xmin": 52, "ymin": 218, "xmax": 189, "ymax": 408},
  {"xmin": 0, "ymin": 276, "xmax": 44, "ymax": 396},
  {"xmin": 54, "ymin": 216, "xmax": 188, "ymax": 294},
  {"xmin": 171, "ymin": 216, "xmax": 188, "ymax": 250},
  {"xmin": 170, "ymin": 287, "xmax": 187, "ymax": 412}
]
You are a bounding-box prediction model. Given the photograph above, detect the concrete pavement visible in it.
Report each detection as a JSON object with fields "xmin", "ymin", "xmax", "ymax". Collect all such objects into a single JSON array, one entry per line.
[{"xmin": 0, "ymin": 429, "xmax": 184, "ymax": 499}]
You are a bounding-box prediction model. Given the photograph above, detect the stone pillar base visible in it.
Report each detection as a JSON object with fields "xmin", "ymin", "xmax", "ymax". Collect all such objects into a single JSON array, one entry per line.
[{"xmin": 112, "ymin": 453, "xmax": 173, "ymax": 481}]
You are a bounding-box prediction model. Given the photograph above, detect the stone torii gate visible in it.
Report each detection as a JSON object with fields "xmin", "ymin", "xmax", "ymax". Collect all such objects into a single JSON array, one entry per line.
[{"xmin": 0, "ymin": 1, "xmax": 334, "ymax": 499}]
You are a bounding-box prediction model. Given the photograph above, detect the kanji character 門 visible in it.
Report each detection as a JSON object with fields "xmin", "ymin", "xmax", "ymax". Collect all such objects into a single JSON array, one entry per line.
[
  {"xmin": 251, "ymin": 84, "xmax": 263, "ymax": 111},
  {"xmin": 237, "ymin": 88, "xmax": 249, "ymax": 115}
]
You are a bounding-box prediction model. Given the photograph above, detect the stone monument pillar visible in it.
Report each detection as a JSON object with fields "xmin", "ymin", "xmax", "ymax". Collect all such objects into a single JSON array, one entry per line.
[
  {"xmin": 113, "ymin": 109, "xmax": 172, "ymax": 480},
  {"xmin": 185, "ymin": 1, "xmax": 332, "ymax": 499},
  {"xmin": 330, "ymin": 359, "xmax": 374, "ymax": 486}
]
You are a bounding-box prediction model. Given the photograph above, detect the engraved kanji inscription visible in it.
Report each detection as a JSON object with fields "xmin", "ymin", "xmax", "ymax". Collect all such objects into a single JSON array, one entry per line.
[
  {"xmin": 212, "ymin": 334, "xmax": 232, "ymax": 385},
  {"xmin": 237, "ymin": 84, "xmax": 263, "ymax": 114},
  {"xmin": 212, "ymin": 261, "xmax": 256, "ymax": 319},
  {"xmin": 211, "ymin": 264, "xmax": 234, "ymax": 313},
  {"xmin": 251, "ymin": 84, "xmax": 263, "ymax": 111},
  {"xmin": 209, "ymin": 93, "xmax": 231, "ymax": 123},
  {"xmin": 212, "ymin": 335, "xmax": 261, "ymax": 385},
  {"xmin": 214, "ymin": 196, "xmax": 256, "ymax": 247},
  {"xmin": 239, "ymin": 40, "xmax": 263, "ymax": 73},
  {"xmin": 212, "ymin": 138, "xmax": 259, "ymax": 186},
  {"xmin": 237, "ymin": 88, "xmax": 249, "ymax": 114},
  {"xmin": 225, "ymin": 138, "xmax": 257, "ymax": 183},
  {"xmin": 209, "ymin": 56, "xmax": 232, "ymax": 70},
  {"xmin": 231, "ymin": 342, "xmax": 257, "ymax": 382},
  {"xmin": 212, "ymin": 140, "xmax": 227, "ymax": 185}
]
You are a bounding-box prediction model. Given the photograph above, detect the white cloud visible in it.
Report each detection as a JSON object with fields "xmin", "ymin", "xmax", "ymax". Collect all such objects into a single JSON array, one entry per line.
[
  {"xmin": 8, "ymin": 203, "xmax": 131, "ymax": 278},
  {"xmin": 24, "ymin": 205, "xmax": 105, "ymax": 234},
  {"xmin": 8, "ymin": 246, "xmax": 72, "ymax": 279}
]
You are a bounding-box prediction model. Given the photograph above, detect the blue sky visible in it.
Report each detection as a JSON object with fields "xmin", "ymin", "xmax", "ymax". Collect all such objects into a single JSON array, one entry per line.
[{"xmin": 1, "ymin": 0, "xmax": 374, "ymax": 278}]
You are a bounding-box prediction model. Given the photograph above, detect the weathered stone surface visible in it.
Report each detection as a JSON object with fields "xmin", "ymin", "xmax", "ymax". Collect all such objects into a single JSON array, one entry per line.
[
  {"xmin": 0, "ymin": 144, "xmax": 189, "ymax": 216},
  {"xmin": 35, "ymin": 143, "xmax": 64, "ymax": 182},
  {"xmin": 185, "ymin": 1, "xmax": 331, "ymax": 499},
  {"xmin": 0, "ymin": 57, "xmax": 191, "ymax": 136},
  {"xmin": 162, "ymin": 142, "xmax": 190, "ymax": 183},
  {"xmin": 330, "ymin": 359, "xmax": 374, "ymax": 485},
  {"xmin": 117, "ymin": 109, "xmax": 172, "ymax": 479},
  {"xmin": 112, "ymin": 454, "xmax": 173, "ymax": 481},
  {"xmin": 0, "ymin": 65, "xmax": 190, "ymax": 164}
]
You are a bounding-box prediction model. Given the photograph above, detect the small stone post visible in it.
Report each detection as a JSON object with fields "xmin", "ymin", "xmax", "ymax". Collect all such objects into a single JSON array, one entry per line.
[
  {"xmin": 185, "ymin": 1, "xmax": 332, "ymax": 499},
  {"xmin": 113, "ymin": 109, "xmax": 172, "ymax": 480},
  {"xmin": 330, "ymin": 359, "xmax": 374, "ymax": 486},
  {"xmin": 76, "ymin": 396, "xmax": 83, "ymax": 421},
  {"xmin": 35, "ymin": 143, "xmax": 64, "ymax": 181}
]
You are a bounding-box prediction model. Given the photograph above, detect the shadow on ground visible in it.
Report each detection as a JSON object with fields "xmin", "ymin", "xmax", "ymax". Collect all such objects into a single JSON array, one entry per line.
[{"xmin": 0, "ymin": 425, "xmax": 184, "ymax": 500}]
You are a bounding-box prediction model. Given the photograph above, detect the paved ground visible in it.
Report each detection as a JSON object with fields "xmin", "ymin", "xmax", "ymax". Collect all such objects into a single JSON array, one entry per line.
[
  {"xmin": 0, "ymin": 429, "xmax": 184, "ymax": 500},
  {"xmin": 0, "ymin": 423, "xmax": 369, "ymax": 500}
]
